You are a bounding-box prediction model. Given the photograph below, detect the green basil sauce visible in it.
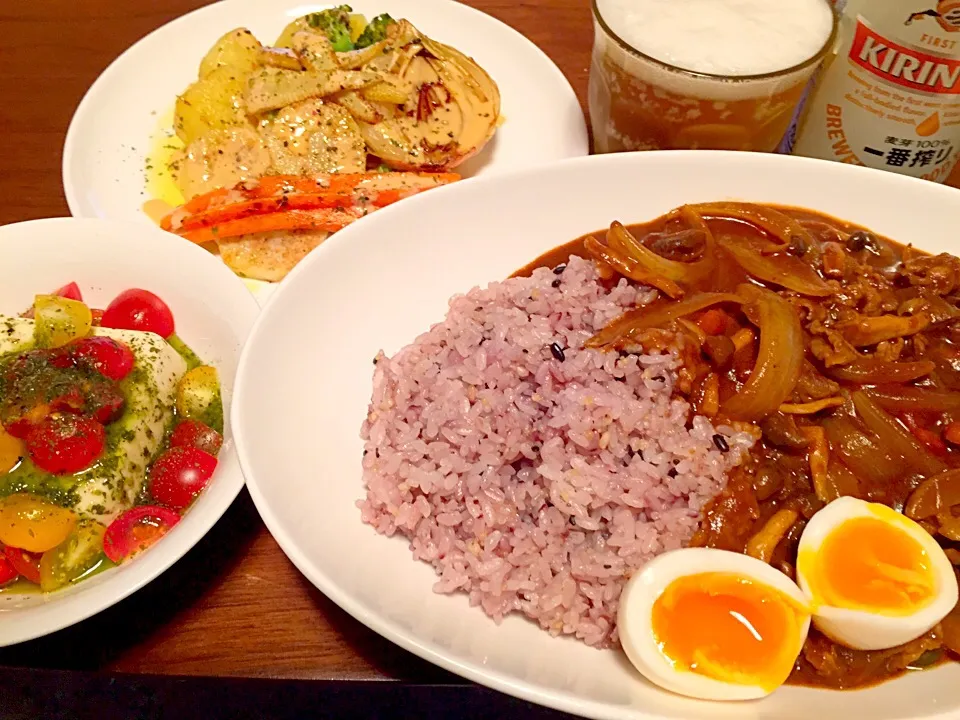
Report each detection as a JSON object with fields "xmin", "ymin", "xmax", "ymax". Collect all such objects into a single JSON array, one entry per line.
[
  {"xmin": 0, "ymin": 321, "xmax": 223, "ymax": 595},
  {"xmin": 0, "ymin": 333, "xmax": 222, "ymax": 510},
  {"xmin": 167, "ymin": 334, "xmax": 203, "ymax": 372}
]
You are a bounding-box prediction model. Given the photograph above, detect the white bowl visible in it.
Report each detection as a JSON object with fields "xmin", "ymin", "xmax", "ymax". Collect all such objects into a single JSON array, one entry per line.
[
  {"xmin": 232, "ymin": 150, "xmax": 960, "ymax": 720},
  {"xmin": 62, "ymin": 0, "xmax": 589, "ymax": 304},
  {"xmin": 0, "ymin": 217, "xmax": 259, "ymax": 646}
]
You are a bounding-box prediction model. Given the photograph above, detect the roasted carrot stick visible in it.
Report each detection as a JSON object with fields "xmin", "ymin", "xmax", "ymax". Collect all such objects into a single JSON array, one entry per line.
[
  {"xmin": 249, "ymin": 172, "xmax": 460, "ymax": 198},
  {"xmin": 178, "ymin": 208, "xmax": 364, "ymax": 244},
  {"xmin": 177, "ymin": 189, "xmax": 418, "ymax": 232},
  {"xmin": 162, "ymin": 172, "xmax": 460, "ymax": 232}
]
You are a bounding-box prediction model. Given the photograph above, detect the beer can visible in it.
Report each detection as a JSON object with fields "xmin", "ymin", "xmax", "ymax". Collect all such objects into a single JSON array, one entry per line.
[{"xmin": 784, "ymin": 0, "xmax": 960, "ymax": 183}]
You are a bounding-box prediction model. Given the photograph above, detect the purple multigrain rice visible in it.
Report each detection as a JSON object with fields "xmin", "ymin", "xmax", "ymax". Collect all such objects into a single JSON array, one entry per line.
[{"xmin": 359, "ymin": 256, "xmax": 754, "ymax": 648}]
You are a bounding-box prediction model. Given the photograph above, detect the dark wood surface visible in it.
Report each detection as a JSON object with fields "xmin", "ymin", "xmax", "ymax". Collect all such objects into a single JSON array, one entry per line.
[
  {"xmin": 3, "ymin": 671, "xmax": 581, "ymax": 719},
  {"xmin": 0, "ymin": 0, "xmax": 591, "ymax": 680}
]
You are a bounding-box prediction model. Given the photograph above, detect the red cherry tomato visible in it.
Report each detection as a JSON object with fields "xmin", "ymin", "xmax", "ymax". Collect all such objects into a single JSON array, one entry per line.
[
  {"xmin": 169, "ymin": 420, "xmax": 223, "ymax": 457},
  {"xmin": 48, "ymin": 377, "xmax": 124, "ymax": 425},
  {"xmin": 100, "ymin": 289, "xmax": 175, "ymax": 338},
  {"xmin": 3, "ymin": 417, "xmax": 33, "ymax": 440},
  {"xmin": 69, "ymin": 337, "xmax": 135, "ymax": 381},
  {"xmin": 4, "ymin": 546, "xmax": 41, "ymax": 584},
  {"xmin": 87, "ymin": 384, "xmax": 126, "ymax": 425},
  {"xmin": 26, "ymin": 414, "xmax": 106, "ymax": 475},
  {"xmin": 0, "ymin": 552, "xmax": 18, "ymax": 586},
  {"xmin": 149, "ymin": 447, "xmax": 217, "ymax": 510},
  {"xmin": 47, "ymin": 347, "xmax": 75, "ymax": 369},
  {"xmin": 53, "ymin": 282, "xmax": 83, "ymax": 302},
  {"xmin": 103, "ymin": 505, "xmax": 181, "ymax": 564}
]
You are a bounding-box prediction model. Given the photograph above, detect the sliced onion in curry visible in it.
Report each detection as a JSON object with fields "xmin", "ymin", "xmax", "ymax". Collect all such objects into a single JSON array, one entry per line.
[
  {"xmin": 906, "ymin": 469, "xmax": 960, "ymax": 541},
  {"xmin": 605, "ymin": 212, "xmax": 716, "ymax": 288},
  {"xmin": 720, "ymin": 284, "xmax": 804, "ymax": 421},
  {"xmin": 583, "ymin": 236, "xmax": 684, "ymax": 299},
  {"xmin": 689, "ymin": 201, "xmax": 816, "ymax": 254},
  {"xmin": 865, "ymin": 386, "xmax": 960, "ymax": 413},
  {"xmin": 822, "ymin": 415, "xmax": 904, "ymax": 486},
  {"xmin": 719, "ymin": 238, "xmax": 834, "ymax": 297},
  {"xmin": 851, "ymin": 390, "xmax": 946, "ymax": 477},
  {"xmin": 823, "ymin": 461, "xmax": 861, "ymax": 503},
  {"xmin": 585, "ymin": 292, "xmax": 742, "ymax": 349},
  {"xmin": 827, "ymin": 359, "xmax": 935, "ymax": 384}
]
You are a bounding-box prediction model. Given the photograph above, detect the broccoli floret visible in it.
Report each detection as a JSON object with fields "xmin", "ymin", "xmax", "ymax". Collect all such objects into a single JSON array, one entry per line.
[
  {"xmin": 355, "ymin": 13, "xmax": 396, "ymax": 49},
  {"xmin": 306, "ymin": 5, "xmax": 355, "ymax": 52}
]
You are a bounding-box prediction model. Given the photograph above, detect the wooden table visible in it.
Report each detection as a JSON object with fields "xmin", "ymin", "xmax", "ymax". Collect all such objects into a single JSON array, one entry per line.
[{"xmin": 0, "ymin": 0, "xmax": 591, "ymax": 681}]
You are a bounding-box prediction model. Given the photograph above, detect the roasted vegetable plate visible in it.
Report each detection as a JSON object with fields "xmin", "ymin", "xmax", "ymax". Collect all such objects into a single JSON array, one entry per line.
[{"xmin": 153, "ymin": 6, "xmax": 501, "ymax": 283}]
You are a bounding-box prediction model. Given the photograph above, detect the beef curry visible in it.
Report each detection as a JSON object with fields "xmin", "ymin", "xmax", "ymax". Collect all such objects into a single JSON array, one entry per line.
[{"xmin": 516, "ymin": 202, "xmax": 960, "ymax": 690}]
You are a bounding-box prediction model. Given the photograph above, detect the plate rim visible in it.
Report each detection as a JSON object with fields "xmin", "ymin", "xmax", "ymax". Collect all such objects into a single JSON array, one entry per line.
[{"xmin": 61, "ymin": 0, "xmax": 589, "ymax": 221}]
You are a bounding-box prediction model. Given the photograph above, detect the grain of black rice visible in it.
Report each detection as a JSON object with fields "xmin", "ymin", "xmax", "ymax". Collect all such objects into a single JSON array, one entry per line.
[
  {"xmin": 713, "ymin": 434, "xmax": 730, "ymax": 452},
  {"xmin": 551, "ymin": 279, "xmax": 562, "ymax": 288},
  {"xmin": 550, "ymin": 342, "xmax": 566, "ymax": 361},
  {"xmin": 553, "ymin": 264, "xmax": 566, "ymax": 274}
]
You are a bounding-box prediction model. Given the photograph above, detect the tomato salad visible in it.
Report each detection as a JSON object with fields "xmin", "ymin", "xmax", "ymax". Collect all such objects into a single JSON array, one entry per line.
[{"xmin": 0, "ymin": 284, "xmax": 223, "ymax": 593}]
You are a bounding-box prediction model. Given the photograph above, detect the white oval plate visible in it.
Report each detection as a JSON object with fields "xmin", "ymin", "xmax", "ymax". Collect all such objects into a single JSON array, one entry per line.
[
  {"xmin": 233, "ymin": 151, "xmax": 960, "ymax": 720},
  {"xmin": 62, "ymin": 0, "xmax": 588, "ymax": 305},
  {"xmin": 0, "ymin": 217, "xmax": 259, "ymax": 646}
]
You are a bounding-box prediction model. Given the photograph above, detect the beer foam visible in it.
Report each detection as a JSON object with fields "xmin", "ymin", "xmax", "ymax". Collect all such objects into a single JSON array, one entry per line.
[{"xmin": 596, "ymin": 0, "xmax": 834, "ymax": 77}]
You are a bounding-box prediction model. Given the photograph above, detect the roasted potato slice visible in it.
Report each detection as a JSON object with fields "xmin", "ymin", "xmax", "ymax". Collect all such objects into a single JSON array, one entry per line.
[
  {"xmin": 260, "ymin": 98, "xmax": 366, "ymax": 175},
  {"xmin": 218, "ymin": 230, "xmax": 331, "ymax": 282},
  {"xmin": 199, "ymin": 28, "xmax": 262, "ymax": 77},
  {"xmin": 275, "ymin": 13, "xmax": 368, "ymax": 49},
  {"xmin": 169, "ymin": 126, "xmax": 270, "ymax": 200},
  {"xmin": 174, "ymin": 65, "xmax": 248, "ymax": 143}
]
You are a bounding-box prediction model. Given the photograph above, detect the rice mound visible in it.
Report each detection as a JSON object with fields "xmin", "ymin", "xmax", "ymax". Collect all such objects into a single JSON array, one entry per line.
[{"xmin": 359, "ymin": 256, "xmax": 754, "ymax": 647}]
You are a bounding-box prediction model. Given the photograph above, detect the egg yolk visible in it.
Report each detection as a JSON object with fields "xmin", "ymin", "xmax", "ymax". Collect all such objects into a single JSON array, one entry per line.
[
  {"xmin": 800, "ymin": 513, "xmax": 936, "ymax": 614},
  {"xmin": 650, "ymin": 572, "xmax": 806, "ymax": 690}
]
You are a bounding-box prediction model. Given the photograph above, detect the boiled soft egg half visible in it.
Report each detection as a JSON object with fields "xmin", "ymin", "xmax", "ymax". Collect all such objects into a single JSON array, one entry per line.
[
  {"xmin": 796, "ymin": 496, "xmax": 958, "ymax": 651},
  {"xmin": 618, "ymin": 547, "xmax": 811, "ymax": 701}
]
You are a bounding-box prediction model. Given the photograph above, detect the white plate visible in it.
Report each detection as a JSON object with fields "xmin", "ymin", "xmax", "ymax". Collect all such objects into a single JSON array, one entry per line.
[
  {"xmin": 0, "ymin": 217, "xmax": 259, "ymax": 646},
  {"xmin": 62, "ymin": 0, "xmax": 589, "ymax": 305},
  {"xmin": 233, "ymin": 151, "xmax": 960, "ymax": 720}
]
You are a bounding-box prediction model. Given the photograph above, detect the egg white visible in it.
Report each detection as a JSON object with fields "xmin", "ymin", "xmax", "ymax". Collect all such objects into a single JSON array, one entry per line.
[
  {"xmin": 618, "ymin": 547, "xmax": 812, "ymax": 701},
  {"xmin": 796, "ymin": 496, "xmax": 959, "ymax": 652}
]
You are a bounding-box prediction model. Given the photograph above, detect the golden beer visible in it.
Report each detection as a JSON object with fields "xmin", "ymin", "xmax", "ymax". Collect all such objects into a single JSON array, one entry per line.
[{"xmin": 589, "ymin": 0, "xmax": 837, "ymax": 153}]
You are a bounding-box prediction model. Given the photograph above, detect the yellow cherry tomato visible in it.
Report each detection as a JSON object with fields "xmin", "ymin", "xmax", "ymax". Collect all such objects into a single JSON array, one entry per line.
[
  {"xmin": 0, "ymin": 427, "xmax": 23, "ymax": 474},
  {"xmin": 0, "ymin": 493, "xmax": 78, "ymax": 553},
  {"xmin": 34, "ymin": 295, "xmax": 93, "ymax": 348},
  {"xmin": 39, "ymin": 519, "xmax": 108, "ymax": 592},
  {"xmin": 176, "ymin": 365, "xmax": 223, "ymax": 432}
]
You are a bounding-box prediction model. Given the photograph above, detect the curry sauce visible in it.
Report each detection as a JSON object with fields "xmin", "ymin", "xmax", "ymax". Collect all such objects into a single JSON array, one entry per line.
[{"xmin": 514, "ymin": 204, "xmax": 960, "ymax": 689}]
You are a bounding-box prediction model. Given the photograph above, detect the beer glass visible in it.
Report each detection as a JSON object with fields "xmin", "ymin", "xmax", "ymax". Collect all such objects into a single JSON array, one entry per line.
[{"xmin": 588, "ymin": 0, "xmax": 838, "ymax": 153}]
